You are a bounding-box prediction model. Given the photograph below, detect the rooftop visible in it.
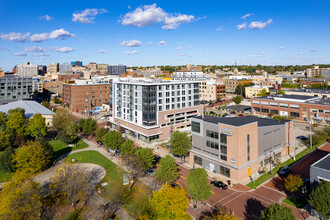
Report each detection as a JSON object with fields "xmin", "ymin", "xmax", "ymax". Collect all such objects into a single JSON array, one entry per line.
[
  {"xmin": 194, "ymin": 115, "xmax": 287, "ymax": 127},
  {"xmin": 0, "ymin": 100, "xmax": 55, "ymax": 117},
  {"xmin": 283, "ymin": 88, "xmax": 330, "ymax": 94},
  {"xmin": 224, "ymin": 105, "xmax": 251, "ymax": 112},
  {"xmin": 311, "ymin": 153, "xmax": 330, "ymax": 171},
  {"xmin": 255, "ymin": 94, "xmax": 330, "ymax": 105}
]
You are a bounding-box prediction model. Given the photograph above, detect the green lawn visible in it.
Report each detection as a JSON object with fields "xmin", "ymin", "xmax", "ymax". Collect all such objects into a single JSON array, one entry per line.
[
  {"xmin": 247, "ymin": 146, "xmax": 316, "ymax": 189},
  {"xmin": 282, "ymin": 196, "xmax": 308, "ymax": 209},
  {"xmin": 0, "ymin": 170, "xmax": 12, "ymax": 183},
  {"xmin": 49, "ymin": 139, "xmax": 88, "ymax": 158}
]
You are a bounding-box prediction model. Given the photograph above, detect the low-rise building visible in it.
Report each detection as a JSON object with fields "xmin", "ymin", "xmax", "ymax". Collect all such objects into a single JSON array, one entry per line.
[
  {"xmin": 173, "ymin": 71, "xmax": 209, "ymax": 81},
  {"xmin": 220, "ymin": 79, "xmax": 253, "ymax": 93},
  {"xmin": 310, "ymin": 153, "xmax": 330, "ymax": 184},
  {"xmin": 306, "ymin": 66, "xmax": 330, "ymax": 78},
  {"xmin": 17, "ymin": 62, "xmax": 38, "ymax": 77},
  {"xmin": 245, "ymin": 86, "xmax": 270, "ymax": 98},
  {"xmin": 300, "ymin": 78, "xmax": 325, "ymax": 88},
  {"xmin": 0, "ymin": 100, "xmax": 55, "ymax": 126},
  {"xmin": 251, "ymin": 95, "xmax": 330, "ymax": 125},
  {"xmin": 0, "ymin": 75, "xmax": 33, "ymax": 105},
  {"xmin": 282, "ymin": 88, "xmax": 330, "ymax": 98},
  {"xmin": 190, "ymin": 115, "xmax": 294, "ymax": 183},
  {"xmin": 48, "ymin": 63, "xmax": 59, "ymax": 73},
  {"xmin": 199, "ymin": 80, "xmax": 226, "ymax": 102},
  {"xmin": 108, "ymin": 65, "xmax": 126, "ymax": 75}
]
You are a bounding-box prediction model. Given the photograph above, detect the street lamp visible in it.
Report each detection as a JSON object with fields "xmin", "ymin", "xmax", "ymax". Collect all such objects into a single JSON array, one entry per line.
[{"xmin": 309, "ymin": 121, "xmax": 313, "ymax": 148}]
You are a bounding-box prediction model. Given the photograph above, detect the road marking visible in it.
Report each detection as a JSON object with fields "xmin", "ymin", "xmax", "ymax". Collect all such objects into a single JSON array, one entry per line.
[
  {"xmin": 262, "ymin": 185, "xmax": 286, "ymax": 196},
  {"xmin": 248, "ymin": 191, "xmax": 277, "ymax": 204},
  {"xmin": 213, "ymin": 191, "xmax": 238, "ymax": 206},
  {"xmin": 223, "ymin": 192, "xmax": 245, "ymax": 206}
]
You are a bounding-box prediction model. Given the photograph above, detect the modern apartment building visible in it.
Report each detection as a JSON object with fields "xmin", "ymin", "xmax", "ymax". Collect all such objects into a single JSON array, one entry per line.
[
  {"xmin": 0, "ymin": 75, "xmax": 33, "ymax": 105},
  {"xmin": 245, "ymin": 86, "xmax": 270, "ymax": 98},
  {"xmin": 88, "ymin": 62, "xmax": 108, "ymax": 74},
  {"xmin": 251, "ymin": 95, "xmax": 330, "ymax": 125},
  {"xmin": 110, "ymin": 78, "xmax": 203, "ymax": 141},
  {"xmin": 306, "ymin": 66, "xmax": 330, "ymax": 78},
  {"xmin": 71, "ymin": 61, "xmax": 83, "ymax": 67},
  {"xmin": 62, "ymin": 79, "xmax": 112, "ymax": 113},
  {"xmin": 108, "ymin": 65, "xmax": 126, "ymax": 75},
  {"xmin": 59, "ymin": 63, "xmax": 73, "ymax": 73},
  {"xmin": 220, "ymin": 79, "xmax": 253, "ymax": 93},
  {"xmin": 48, "ymin": 63, "xmax": 59, "ymax": 73},
  {"xmin": 16, "ymin": 62, "xmax": 38, "ymax": 77},
  {"xmin": 199, "ymin": 81, "xmax": 226, "ymax": 102},
  {"xmin": 173, "ymin": 71, "xmax": 209, "ymax": 81},
  {"xmin": 190, "ymin": 115, "xmax": 294, "ymax": 183}
]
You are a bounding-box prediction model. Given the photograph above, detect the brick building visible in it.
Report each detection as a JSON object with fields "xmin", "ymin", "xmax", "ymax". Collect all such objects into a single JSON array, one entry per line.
[{"xmin": 199, "ymin": 81, "xmax": 226, "ymax": 102}]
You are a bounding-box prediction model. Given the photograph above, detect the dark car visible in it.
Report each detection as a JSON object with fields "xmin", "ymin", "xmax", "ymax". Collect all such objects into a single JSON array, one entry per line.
[
  {"xmin": 153, "ymin": 155, "xmax": 161, "ymax": 164},
  {"xmin": 170, "ymin": 182, "xmax": 179, "ymax": 188},
  {"xmin": 278, "ymin": 166, "xmax": 291, "ymax": 176},
  {"xmin": 297, "ymin": 136, "xmax": 308, "ymax": 141},
  {"xmin": 145, "ymin": 168, "xmax": 156, "ymax": 176},
  {"xmin": 211, "ymin": 181, "xmax": 228, "ymax": 190}
]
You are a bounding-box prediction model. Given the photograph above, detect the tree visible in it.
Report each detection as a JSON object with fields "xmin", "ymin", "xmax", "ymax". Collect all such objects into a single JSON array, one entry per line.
[
  {"xmin": 135, "ymin": 147, "xmax": 154, "ymax": 169},
  {"xmin": 0, "ymin": 146, "xmax": 15, "ymax": 172},
  {"xmin": 52, "ymin": 107, "xmax": 73, "ymax": 132},
  {"xmin": 0, "ymin": 112, "xmax": 7, "ymax": 126},
  {"xmin": 41, "ymin": 100, "xmax": 50, "ymax": 108},
  {"xmin": 95, "ymin": 127, "xmax": 107, "ymax": 142},
  {"xmin": 83, "ymin": 117, "xmax": 97, "ymax": 136},
  {"xmin": 65, "ymin": 122, "xmax": 79, "ymax": 142},
  {"xmin": 260, "ymin": 203, "xmax": 296, "ymax": 220},
  {"xmin": 0, "ymin": 171, "xmax": 42, "ymax": 220},
  {"xmin": 200, "ymin": 206, "xmax": 237, "ymax": 220},
  {"xmin": 78, "ymin": 118, "xmax": 85, "ymax": 131},
  {"xmin": 0, "ymin": 130, "xmax": 11, "ymax": 151},
  {"xmin": 150, "ymin": 184, "xmax": 189, "ymax": 219},
  {"xmin": 277, "ymin": 90, "xmax": 285, "ymax": 95},
  {"xmin": 309, "ymin": 181, "xmax": 330, "ymax": 219},
  {"xmin": 104, "ymin": 130, "xmax": 123, "ymax": 150},
  {"xmin": 121, "ymin": 154, "xmax": 145, "ymax": 190},
  {"xmin": 170, "ymin": 131, "xmax": 191, "ymax": 162},
  {"xmin": 26, "ymin": 113, "xmax": 48, "ymax": 138},
  {"xmin": 257, "ymin": 88, "xmax": 268, "ymax": 97},
  {"xmin": 156, "ymin": 155, "xmax": 179, "ymax": 183},
  {"xmin": 233, "ymin": 95, "xmax": 242, "ymax": 104},
  {"xmin": 284, "ymin": 174, "xmax": 303, "ymax": 193},
  {"xmin": 120, "ymin": 139, "xmax": 135, "ymax": 156},
  {"xmin": 12, "ymin": 141, "xmax": 52, "ymax": 174},
  {"xmin": 6, "ymin": 112, "xmax": 26, "ymax": 135},
  {"xmin": 8, "ymin": 107, "xmax": 25, "ymax": 117},
  {"xmin": 187, "ymin": 168, "xmax": 212, "ymax": 204}
]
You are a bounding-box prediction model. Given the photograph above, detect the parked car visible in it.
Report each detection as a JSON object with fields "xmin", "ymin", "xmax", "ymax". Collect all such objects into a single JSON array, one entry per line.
[
  {"xmin": 297, "ymin": 136, "xmax": 308, "ymax": 141},
  {"xmin": 278, "ymin": 166, "xmax": 291, "ymax": 176},
  {"xmin": 153, "ymin": 155, "xmax": 161, "ymax": 164},
  {"xmin": 210, "ymin": 181, "xmax": 228, "ymax": 189},
  {"xmin": 170, "ymin": 182, "xmax": 179, "ymax": 188},
  {"xmin": 145, "ymin": 168, "xmax": 156, "ymax": 176}
]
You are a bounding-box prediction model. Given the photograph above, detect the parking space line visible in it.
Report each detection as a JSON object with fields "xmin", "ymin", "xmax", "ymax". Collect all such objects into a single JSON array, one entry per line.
[
  {"xmin": 223, "ymin": 192, "xmax": 245, "ymax": 206},
  {"xmin": 213, "ymin": 191, "xmax": 238, "ymax": 206}
]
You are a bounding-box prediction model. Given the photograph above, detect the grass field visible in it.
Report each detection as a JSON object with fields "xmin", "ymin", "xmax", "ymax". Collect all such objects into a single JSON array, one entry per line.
[{"xmin": 49, "ymin": 139, "xmax": 88, "ymax": 158}]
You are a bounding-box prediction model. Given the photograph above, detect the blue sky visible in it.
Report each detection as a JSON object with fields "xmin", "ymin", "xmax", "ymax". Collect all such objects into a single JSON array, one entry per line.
[{"xmin": 0, "ymin": 0, "xmax": 329, "ymax": 71}]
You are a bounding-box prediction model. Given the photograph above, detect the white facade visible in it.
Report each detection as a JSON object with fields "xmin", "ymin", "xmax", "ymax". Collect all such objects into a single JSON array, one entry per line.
[{"xmin": 17, "ymin": 63, "xmax": 38, "ymax": 77}]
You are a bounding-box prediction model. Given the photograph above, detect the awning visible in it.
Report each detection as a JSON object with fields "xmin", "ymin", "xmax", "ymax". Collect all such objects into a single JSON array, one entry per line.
[{"xmin": 313, "ymin": 116, "xmax": 322, "ymax": 120}]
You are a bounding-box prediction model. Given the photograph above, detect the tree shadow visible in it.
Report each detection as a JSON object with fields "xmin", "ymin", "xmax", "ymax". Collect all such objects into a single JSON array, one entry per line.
[
  {"xmin": 244, "ymin": 198, "xmax": 266, "ymax": 220},
  {"xmin": 199, "ymin": 205, "xmax": 233, "ymax": 220},
  {"xmin": 271, "ymin": 177, "xmax": 286, "ymax": 193}
]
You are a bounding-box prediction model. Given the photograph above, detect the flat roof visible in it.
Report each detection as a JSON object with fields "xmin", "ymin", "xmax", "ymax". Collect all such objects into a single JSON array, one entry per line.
[
  {"xmin": 275, "ymin": 95, "xmax": 315, "ymax": 100},
  {"xmin": 0, "ymin": 100, "xmax": 55, "ymax": 117},
  {"xmin": 311, "ymin": 153, "xmax": 330, "ymax": 171},
  {"xmin": 224, "ymin": 105, "xmax": 251, "ymax": 112},
  {"xmin": 194, "ymin": 115, "xmax": 287, "ymax": 127}
]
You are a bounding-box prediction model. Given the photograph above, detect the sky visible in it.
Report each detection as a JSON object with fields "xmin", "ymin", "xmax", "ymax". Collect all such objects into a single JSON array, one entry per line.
[{"xmin": 0, "ymin": 0, "xmax": 330, "ymax": 71}]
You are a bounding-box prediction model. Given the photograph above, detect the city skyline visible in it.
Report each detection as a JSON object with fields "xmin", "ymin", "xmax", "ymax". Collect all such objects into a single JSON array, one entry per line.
[{"xmin": 1, "ymin": 0, "xmax": 330, "ymax": 71}]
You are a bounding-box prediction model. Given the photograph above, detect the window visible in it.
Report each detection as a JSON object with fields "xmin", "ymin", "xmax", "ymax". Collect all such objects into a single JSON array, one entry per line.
[
  {"xmin": 192, "ymin": 121, "xmax": 200, "ymax": 133},
  {"xmin": 290, "ymin": 104, "xmax": 299, "ymax": 109},
  {"xmin": 206, "ymin": 130, "xmax": 219, "ymax": 139},
  {"xmin": 220, "ymin": 166, "xmax": 230, "ymax": 177},
  {"xmin": 261, "ymin": 101, "xmax": 269, "ymax": 105},
  {"xmin": 252, "ymin": 100, "xmax": 260, "ymax": 104},
  {"xmin": 247, "ymin": 134, "xmax": 250, "ymax": 162},
  {"xmin": 279, "ymin": 103, "xmax": 288, "ymax": 108},
  {"xmin": 259, "ymin": 161, "xmax": 263, "ymax": 167},
  {"xmin": 264, "ymin": 156, "xmax": 272, "ymax": 165},
  {"xmin": 220, "ymin": 134, "xmax": 227, "ymax": 161},
  {"xmin": 261, "ymin": 108, "xmax": 269, "ymax": 113},
  {"xmin": 206, "ymin": 140, "xmax": 219, "ymax": 149},
  {"xmin": 274, "ymin": 152, "xmax": 281, "ymax": 160},
  {"xmin": 253, "ymin": 107, "xmax": 260, "ymax": 112},
  {"xmin": 194, "ymin": 155, "xmax": 203, "ymax": 166},
  {"xmin": 290, "ymin": 112, "xmax": 300, "ymax": 118},
  {"xmin": 270, "ymin": 102, "xmax": 278, "ymax": 107},
  {"xmin": 319, "ymin": 109, "xmax": 324, "ymax": 113},
  {"xmin": 270, "ymin": 109, "xmax": 278, "ymax": 115}
]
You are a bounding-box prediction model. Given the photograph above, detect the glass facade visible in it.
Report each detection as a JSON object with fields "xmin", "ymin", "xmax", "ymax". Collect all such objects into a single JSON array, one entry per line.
[{"xmin": 220, "ymin": 133, "xmax": 227, "ymax": 161}]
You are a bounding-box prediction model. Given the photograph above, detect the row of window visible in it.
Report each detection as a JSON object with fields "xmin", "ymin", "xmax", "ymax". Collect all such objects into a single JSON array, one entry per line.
[{"xmin": 193, "ymin": 155, "xmax": 230, "ymax": 178}]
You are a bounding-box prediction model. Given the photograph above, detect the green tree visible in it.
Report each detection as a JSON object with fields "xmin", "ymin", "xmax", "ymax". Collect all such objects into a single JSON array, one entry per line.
[
  {"xmin": 233, "ymin": 95, "xmax": 242, "ymax": 104},
  {"xmin": 0, "ymin": 112, "xmax": 7, "ymax": 126},
  {"xmin": 6, "ymin": 112, "xmax": 26, "ymax": 135},
  {"xmin": 0, "ymin": 129, "xmax": 11, "ymax": 151},
  {"xmin": 309, "ymin": 181, "xmax": 330, "ymax": 219},
  {"xmin": 12, "ymin": 141, "xmax": 52, "ymax": 174},
  {"xmin": 284, "ymin": 174, "xmax": 303, "ymax": 194},
  {"xmin": 150, "ymin": 184, "xmax": 189, "ymax": 219},
  {"xmin": 277, "ymin": 90, "xmax": 285, "ymax": 95},
  {"xmin": 104, "ymin": 130, "xmax": 123, "ymax": 150},
  {"xmin": 83, "ymin": 117, "xmax": 97, "ymax": 136},
  {"xmin": 120, "ymin": 139, "xmax": 135, "ymax": 156},
  {"xmin": 8, "ymin": 107, "xmax": 25, "ymax": 117},
  {"xmin": 26, "ymin": 113, "xmax": 47, "ymax": 138},
  {"xmin": 0, "ymin": 146, "xmax": 15, "ymax": 172},
  {"xmin": 52, "ymin": 107, "xmax": 73, "ymax": 132},
  {"xmin": 65, "ymin": 122, "xmax": 79, "ymax": 142},
  {"xmin": 186, "ymin": 168, "xmax": 212, "ymax": 204},
  {"xmin": 41, "ymin": 100, "xmax": 50, "ymax": 108},
  {"xmin": 95, "ymin": 127, "xmax": 108, "ymax": 142},
  {"xmin": 170, "ymin": 131, "xmax": 191, "ymax": 162},
  {"xmin": 260, "ymin": 203, "xmax": 296, "ymax": 220},
  {"xmin": 257, "ymin": 88, "xmax": 268, "ymax": 97},
  {"xmin": 156, "ymin": 155, "xmax": 179, "ymax": 183},
  {"xmin": 78, "ymin": 118, "xmax": 85, "ymax": 131},
  {"xmin": 135, "ymin": 147, "xmax": 154, "ymax": 169}
]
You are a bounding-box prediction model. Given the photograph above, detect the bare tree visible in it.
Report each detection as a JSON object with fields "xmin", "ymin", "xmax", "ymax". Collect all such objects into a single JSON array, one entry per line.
[{"xmin": 121, "ymin": 154, "xmax": 145, "ymax": 190}]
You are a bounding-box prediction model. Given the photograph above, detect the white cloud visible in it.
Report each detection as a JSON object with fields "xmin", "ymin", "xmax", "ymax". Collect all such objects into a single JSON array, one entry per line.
[
  {"xmin": 0, "ymin": 32, "xmax": 30, "ymax": 42},
  {"xmin": 29, "ymin": 29, "xmax": 75, "ymax": 42},
  {"xmin": 39, "ymin": 15, "xmax": 53, "ymax": 21},
  {"xmin": 24, "ymin": 46, "xmax": 44, "ymax": 52},
  {"xmin": 237, "ymin": 23, "xmax": 246, "ymax": 30},
  {"xmin": 216, "ymin": 27, "xmax": 224, "ymax": 31},
  {"xmin": 187, "ymin": 46, "xmax": 193, "ymax": 49},
  {"xmin": 120, "ymin": 3, "xmax": 195, "ymax": 30},
  {"xmin": 250, "ymin": 54, "xmax": 264, "ymax": 58},
  {"xmin": 176, "ymin": 47, "xmax": 182, "ymax": 50},
  {"xmin": 177, "ymin": 53, "xmax": 187, "ymax": 56},
  {"xmin": 257, "ymin": 51, "xmax": 267, "ymax": 54},
  {"xmin": 157, "ymin": 41, "xmax": 167, "ymax": 46},
  {"xmin": 297, "ymin": 52, "xmax": 304, "ymax": 55},
  {"xmin": 14, "ymin": 52, "xmax": 27, "ymax": 56},
  {"xmin": 241, "ymin": 13, "xmax": 253, "ymax": 19},
  {"xmin": 98, "ymin": 50, "xmax": 108, "ymax": 53},
  {"xmin": 120, "ymin": 39, "xmax": 142, "ymax": 47},
  {"xmin": 124, "ymin": 50, "xmax": 139, "ymax": 55},
  {"xmin": 249, "ymin": 19, "xmax": 273, "ymax": 29},
  {"xmin": 48, "ymin": 47, "xmax": 74, "ymax": 53},
  {"xmin": 310, "ymin": 49, "xmax": 318, "ymax": 52},
  {"xmin": 276, "ymin": 46, "xmax": 286, "ymax": 50},
  {"xmin": 146, "ymin": 41, "xmax": 154, "ymax": 45},
  {"xmin": 177, "ymin": 42, "xmax": 185, "ymax": 45},
  {"xmin": 72, "ymin": 8, "xmax": 108, "ymax": 24},
  {"xmin": 33, "ymin": 53, "xmax": 49, "ymax": 57}
]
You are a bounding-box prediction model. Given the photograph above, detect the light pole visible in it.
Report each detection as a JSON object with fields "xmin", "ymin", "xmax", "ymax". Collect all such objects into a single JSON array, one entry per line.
[
  {"xmin": 293, "ymin": 123, "xmax": 296, "ymax": 160},
  {"xmin": 309, "ymin": 121, "xmax": 313, "ymax": 148}
]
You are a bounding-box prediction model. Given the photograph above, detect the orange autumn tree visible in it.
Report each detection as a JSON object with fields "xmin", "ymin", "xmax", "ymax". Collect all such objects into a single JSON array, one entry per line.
[{"xmin": 284, "ymin": 174, "xmax": 303, "ymax": 193}]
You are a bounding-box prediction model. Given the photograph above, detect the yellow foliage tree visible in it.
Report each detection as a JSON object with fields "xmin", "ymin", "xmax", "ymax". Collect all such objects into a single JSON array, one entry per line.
[
  {"xmin": 150, "ymin": 184, "xmax": 189, "ymax": 219},
  {"xmin": 0, "ymin": 171, "xmax": 42, "ymax": 219},
  {"xmin": 12, "ymin": 140, "xmax": 51, "ymax": 174}
]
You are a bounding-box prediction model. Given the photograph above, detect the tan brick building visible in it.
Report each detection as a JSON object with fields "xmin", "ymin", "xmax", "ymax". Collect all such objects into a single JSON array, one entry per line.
[{"xmin": 199, "ymin": 81, "xmax": 226, "ymax": 102}]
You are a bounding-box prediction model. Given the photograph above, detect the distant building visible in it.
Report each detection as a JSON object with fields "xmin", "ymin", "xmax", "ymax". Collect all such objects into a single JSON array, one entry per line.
[
  {"xmin": 245, "ymin": 86, "xmax": 271, "ymax": 98},
  {"xmin": 16, "ymin": 62, "xmax": 38, "ymax": 77},
  {"xmin": 0, "ymin": 100, "xmax": 55, "ymax": 126},
  {"xmin": 37, "ymin": 65, "xmax": 47, "ymax": 76},
  {"xmin": 220, "ymin": 79, "xmax": 253, "ymax": 93},
  {"xmin": 310, "ymin": 153, "xmax": 330, "ymax": 184},
  {"xmin": 282, "ymin": 88, "xmax": 330, "ymax": 99},
  {"xmin": 306, "ymin": 66, "xmax": 330, "ymax": 78},
  {"xmin": 59, "ymin": 63, "xmax": 73, "ymax": 73},
  {"xmin": 88, "ymin": 62, "xmax": 108, "ymax": 74},
  {"xmin": 199, "ymin": 80, "xmax": 226, "ymax": 102},
  {"xmin": 300, "ymin": 78, "xmax": 325, "ymax": 88},
  {"xmin": 71, "ymin": 61, "xmax": 83, "ymax": 67},
  {"xmin": 173, "ymin": 71, "xmax": 209, "ymax": 81},
  {"xmin": 0, "ymin": 75, "xmax": 33, "ymax": 105},
  {"xmin": 48, "ymin": 63, "xmax": 59, "ymax": 73},
  {"xmin": 58, "ymin": 73, "xmax": 81, "ymax": 82},
  {"xmin": 108, "ymin": 65, "xmax": 126, "ymax": 75}
]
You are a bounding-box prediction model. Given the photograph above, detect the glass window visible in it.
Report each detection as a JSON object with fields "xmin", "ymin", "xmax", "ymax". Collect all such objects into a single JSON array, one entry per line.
[
  {"xmin": 206, "ymin": 140, "xmax": 219, "ymax": 149},
  {"xmin": 220, "ymin": 166, "xmax": 230, "ymax": 177},
  {"xmin": 264, "ymin": 156, "xmax": 272, "ymax": 165},
  {"xmin": 290, "ymin": 112, "xmax": 300, "ymax": 118},
  {"xmin": 279, "ymin": 103, "xmax": 288, "ymax": 108},
  {"xmin": 247, "ymin": 134, "xmax": 250, "ymax": 162},
  {"xmin": 220, "ymin": 134, "xmax": 227, "ymax": 144},
  {"xmin": 290, "ymin": 104, "xmax": 299, "ymax": 109},
  {"xmin": 270, "ymin": 109, "xmax": 278, "ymax": 115},
  {"xmin": 194, "ymin": 155, "xmax": 203, "ymax": 166},
  {"xmin": 206, "ymin": 130, "xmax": 219, "ymax": 139},
  {"xmin": 270, "ymin": 102, "xmax": 278, "ymax": 107},
  {"xmin": 192, "ymin": 121, "xmax": 200, "ymax": 133},
  {"xmin": 274, "ymin": 152, "xmax": 281, "ymax": 160},
  {"xmin": 252, "ymin": 100, "xmax": 260, "ymax": 104},
  {"xmin": 261, "ymin": 108, "xmax": 269, "ymax": 113},
  {"xmin": 261, "ymin": 101, "xmax": 269, "ymax": 105}
]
